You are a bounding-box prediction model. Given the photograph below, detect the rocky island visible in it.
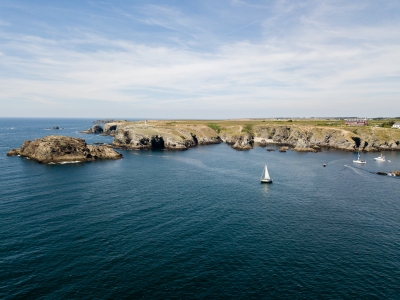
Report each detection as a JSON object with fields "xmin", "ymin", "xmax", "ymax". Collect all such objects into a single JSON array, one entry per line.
[{"xmin": 7, "ymin": 136, "xmax": 122, "ymax": 164}]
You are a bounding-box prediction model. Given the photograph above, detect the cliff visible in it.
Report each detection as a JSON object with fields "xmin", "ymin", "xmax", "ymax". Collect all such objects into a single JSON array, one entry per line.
[
  {"xmin": 252, "ymin": 125, "xmax": 400, "ymax": 152},
  {"xmin": 7, "ymin": 136, "xmax": 122, "ymax": 163},
  {"xmin": 80, "ymin": 125, "xmax": 104, "ymax": 134},
  {"xmin": 99, "ymin": 120, "xmax": 400, "ymax": 152},
  {"xmin": 103, "ymin": 121, "xmax": 222, "ymax": 150}
]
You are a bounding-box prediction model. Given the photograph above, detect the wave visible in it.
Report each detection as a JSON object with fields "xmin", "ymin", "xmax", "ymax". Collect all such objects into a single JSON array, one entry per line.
[{"xmin": 59, "ymin": 161, "xmax": 82, "ymax": 164}]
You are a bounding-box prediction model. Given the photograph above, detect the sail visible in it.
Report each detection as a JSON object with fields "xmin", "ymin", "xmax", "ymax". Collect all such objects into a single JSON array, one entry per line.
[{"xmin": 263, "ymin": 165, "xmax": 270, "ymax": 180}]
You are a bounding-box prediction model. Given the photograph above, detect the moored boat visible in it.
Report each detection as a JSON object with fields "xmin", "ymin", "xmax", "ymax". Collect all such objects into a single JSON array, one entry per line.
[{"xmin": 374, "ymin": 153, "xmax": 386, "ymax": 162}]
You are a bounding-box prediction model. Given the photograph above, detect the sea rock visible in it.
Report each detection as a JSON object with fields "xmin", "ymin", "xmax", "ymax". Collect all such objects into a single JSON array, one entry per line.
[
  {"xmin": 53, "ymin": 126, "xmax": 59, "ymax": 130},
  {"xmin": 392, "ymin": 170, "xmax": 400, "ymax": 176},
  {"xmin": 7, "ymin": 136, "xmax": 122, "ymax": 164},
  {"xmin": 80, "ymin": 125, "xmax": 104, "ymax": 134},
  {"xmin": 279, "ymin": 146, "xmax": 289, "ymax": 152},
  {"xmin": 231, "ymin": 135, "xmax": 254, "ymax": 150},
  {"xmin": 259, "ymin": 139, "xmax": 268, "ymax": 147}
]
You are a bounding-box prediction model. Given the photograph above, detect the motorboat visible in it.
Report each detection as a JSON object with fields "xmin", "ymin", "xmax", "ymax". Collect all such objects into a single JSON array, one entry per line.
[{"xmin": 374, "ymin": 153, "xmax": 386, "ymax": 162}]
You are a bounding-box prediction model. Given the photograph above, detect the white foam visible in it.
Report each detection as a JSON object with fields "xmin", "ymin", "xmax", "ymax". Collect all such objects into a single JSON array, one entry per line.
[{"xmin": 59, "ymin": 161, "xmax": 82, "ymax": 164}]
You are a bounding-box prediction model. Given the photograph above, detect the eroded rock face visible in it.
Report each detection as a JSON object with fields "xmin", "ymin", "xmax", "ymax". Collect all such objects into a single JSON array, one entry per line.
[
  {"xmin": 107, "ymin": 123, "xmax": 222, "ymax": 150},
  {"xmin": 80, "ymin": 125, "xmax": 104, "ymax": 134},
  {"xmin": 7, "ymin": 136, "xmax": 122, "ymax": 163},
  {"xmin": 231, "ymin": 135, "xmax": 254, "ymax": 150},
  {"xmin": 253, "ymin": 125, "xmax": 400, "ymax": 152}
]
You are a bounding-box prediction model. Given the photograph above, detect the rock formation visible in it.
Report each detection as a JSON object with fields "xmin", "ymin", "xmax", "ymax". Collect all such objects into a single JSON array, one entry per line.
[
  {"xmin": 231, "ymin": 135, "xmax": 254, "ymax": 150},
  {"xmin": 253, "ymin": 125, "xmax": 400, "ymax": 152},
  {"xmin": 80, "ymin": 125, "xmax": 104, "ymax": 134},
  {"xmin": 97, "ymin": 120, "xmax": 400, "ymax": 153},
  {"xmin": 104, "ymin": 122, "xmax": 222, "ymax": 150},
  {"xmin": 7, "ymin": 136, "xmax": 122, "ymax": 164}
]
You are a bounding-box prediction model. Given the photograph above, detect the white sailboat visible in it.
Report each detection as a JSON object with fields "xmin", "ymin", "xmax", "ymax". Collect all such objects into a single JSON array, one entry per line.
[
  {"xmin": 353, "ymin": 149, "xmax": 366, "ymax": 164},
  {"xmin": 374, "ymin": 153, "xmax": 386, "ymax": 162},
  {"xmin": 260, "ymin": 165, "xmax": 273, "ymax": 183}
]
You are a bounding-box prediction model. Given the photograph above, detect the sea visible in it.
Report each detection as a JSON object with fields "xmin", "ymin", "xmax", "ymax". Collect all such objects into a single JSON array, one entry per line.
[{"xmin": 1, "ymin": 118, "xmax": 400, "ymax": 299}]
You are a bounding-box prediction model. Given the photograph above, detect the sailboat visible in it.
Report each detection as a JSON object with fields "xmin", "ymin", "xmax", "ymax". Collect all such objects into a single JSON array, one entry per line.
[
  {"xmin": 353, "ymin": 149, "xmax": 366, "ymax": 164},
  {"xmin": 260, "ymin": 165, "xmax": 273, "ymax": 183}
]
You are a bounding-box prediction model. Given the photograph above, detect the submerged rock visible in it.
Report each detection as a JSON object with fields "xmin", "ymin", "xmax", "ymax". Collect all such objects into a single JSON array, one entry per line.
[{"xmin": 7, "ymin": 136, "xmax": 122, "ymax": 164}]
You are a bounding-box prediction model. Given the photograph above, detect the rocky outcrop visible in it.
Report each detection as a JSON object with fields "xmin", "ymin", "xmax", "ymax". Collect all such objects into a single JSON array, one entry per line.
[
  {"xmin": 253, "ymin": 125, "xmax": 400, "ymax": 152},
  {"xmin": 279, "ymin": 146, "xmax": 289, "ymax": 152},
  {"xmin": 99, "ymin": 120, "xmax": 400, "ymax": 153},
  {"xmin": 105, "ymin": 122, "xmax": 222, "ymax": 150},
  {"xmin": 80, "ymin": 125, "xmax": 104, "ymax": 134},
  {"xmin": 231, "ymin": 135, "xmax": 254, "ymax": 150},
  {"xmin": 392, "ymin": 171, "xmax": 400, "ymax": 176},
  {"xmin": 7, "ymin": 136, "xmax": 122, "ymax": 164},
  {"xmin": 259, "ymin": 139, "xmax": 268, "ymax": 147}
]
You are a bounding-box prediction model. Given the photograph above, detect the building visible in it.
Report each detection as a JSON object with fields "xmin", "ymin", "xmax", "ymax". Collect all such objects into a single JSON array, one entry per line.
[
  {"xmin": 392, "ymin": 122, "xmax": 400, "ymax": 129},
  {"xmin": 344, "ymin": 118, "xmax": 368, "ymax": 126}
]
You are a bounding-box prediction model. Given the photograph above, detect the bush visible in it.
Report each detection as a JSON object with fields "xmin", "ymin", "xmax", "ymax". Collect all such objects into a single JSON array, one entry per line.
[
  {"xmin": 207, "ymin": 123, "xmax": 221, "ymax": 133},
  {"xmin": 241, "ymin": 124, "xmax": 253, "ymax": 134},
  {"xmin": 381, "ymin": 121, "xmax": 395, "ymax": 128}
]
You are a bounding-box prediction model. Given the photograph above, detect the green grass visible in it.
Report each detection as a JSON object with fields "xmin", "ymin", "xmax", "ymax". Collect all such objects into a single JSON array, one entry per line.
[
  {"xmin": 241, "ymin": 124, "xmax": 253, "ymax": 134},
  {"xmin": 207, "ymin": 123, "xmax": 221, "ymax": 133}
]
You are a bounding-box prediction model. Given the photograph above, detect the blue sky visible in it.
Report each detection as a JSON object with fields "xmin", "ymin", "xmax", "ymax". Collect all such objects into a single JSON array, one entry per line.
[{"xmin": 0, "ymin": 0, "xmax": 399, "ymax": 118}]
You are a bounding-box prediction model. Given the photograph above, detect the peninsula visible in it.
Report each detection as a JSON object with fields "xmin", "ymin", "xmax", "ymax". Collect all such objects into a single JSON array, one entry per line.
[{"xmin": 88, "ymin": 119, "xmax": 400, "ymax": 152}]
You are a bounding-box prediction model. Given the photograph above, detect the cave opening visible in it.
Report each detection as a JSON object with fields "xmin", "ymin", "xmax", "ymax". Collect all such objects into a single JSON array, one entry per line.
[{"xmin": 151, "ymin": 136, "xmax": 165, "ymax": 149}]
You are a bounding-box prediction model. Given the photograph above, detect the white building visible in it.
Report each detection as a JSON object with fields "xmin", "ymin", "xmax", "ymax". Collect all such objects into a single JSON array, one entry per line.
[{"xmin": 392, "ymin": 122, "xmax": 400, "ymax": 129}]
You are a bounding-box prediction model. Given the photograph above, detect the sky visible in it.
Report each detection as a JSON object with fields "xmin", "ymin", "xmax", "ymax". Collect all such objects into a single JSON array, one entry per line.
[{"xmin": 0, "ymin": 0, "xmax": 399, "ymax": 118}]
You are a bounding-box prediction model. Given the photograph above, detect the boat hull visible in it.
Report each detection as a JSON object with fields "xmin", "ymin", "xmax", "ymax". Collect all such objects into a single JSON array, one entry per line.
[
  {"xmin": 353, "ymin": 160, "xmax": 366, "ymax": 164},
  {"xmin": 260, "ymin": 179, "xmax": 273, "ymax": 183}
]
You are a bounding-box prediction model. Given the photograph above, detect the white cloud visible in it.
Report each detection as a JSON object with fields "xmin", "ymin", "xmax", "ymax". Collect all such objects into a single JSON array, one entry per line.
[{"xmin": 0, "ymin": 1, "xmax": 399, "ymax": 117}]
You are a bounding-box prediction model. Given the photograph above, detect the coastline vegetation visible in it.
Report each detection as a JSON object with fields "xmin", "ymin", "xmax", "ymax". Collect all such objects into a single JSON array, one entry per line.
[{"xmin": 207, "ymin": 123, "xmax": 221, "ymax": 133}]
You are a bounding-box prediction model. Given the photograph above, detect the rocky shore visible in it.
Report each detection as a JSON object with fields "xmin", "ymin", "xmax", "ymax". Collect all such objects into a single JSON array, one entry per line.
[
  {"xmin": 7, "ymin": 136, "xmax": 122, "ymax": 164},
  {"xmin": 103, "ymin": 122, "xmax": 222, "ymax": 150},
  {"xmin": 98, "ymin": 121, "xmax": 400, "ymax": 152}
]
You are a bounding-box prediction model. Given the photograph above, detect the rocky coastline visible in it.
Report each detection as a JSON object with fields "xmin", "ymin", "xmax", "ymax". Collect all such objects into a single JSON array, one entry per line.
[
  {"xmin": 7, "ymin": 136, "xmax": 122, "ymax": 164},
  {"xmin": 98, "ymin": 121, "xmax": 400, "ymax": 152},
  {"xmin": 6, "ymin": 121, "xmax": 400, "ymax": 166}
]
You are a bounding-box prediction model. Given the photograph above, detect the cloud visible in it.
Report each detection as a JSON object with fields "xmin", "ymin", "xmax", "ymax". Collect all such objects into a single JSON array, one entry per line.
[{"xmin": 0, "ymin": 0, "xmax": 399, "ymax": 117}]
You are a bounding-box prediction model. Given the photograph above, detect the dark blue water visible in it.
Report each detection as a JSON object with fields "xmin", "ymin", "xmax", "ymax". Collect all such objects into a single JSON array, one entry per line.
[{"xmin": 1, "ymin": 118, "xmax": 400, "ymax": 299}]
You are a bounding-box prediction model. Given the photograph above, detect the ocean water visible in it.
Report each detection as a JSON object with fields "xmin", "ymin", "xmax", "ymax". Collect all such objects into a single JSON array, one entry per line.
[{"xmin": 1, "ymin": 118, "xmax": 400, "ymax": 299}]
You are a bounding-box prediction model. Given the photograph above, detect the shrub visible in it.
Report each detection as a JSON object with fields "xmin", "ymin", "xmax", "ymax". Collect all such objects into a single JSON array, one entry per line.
[
  {"xmin": 207, "ymin": 123, "xmax": 221, "ymax": 133},
  {"xmin": 241, "ymin": 124, "xmax": 253, "ymax": 134}
]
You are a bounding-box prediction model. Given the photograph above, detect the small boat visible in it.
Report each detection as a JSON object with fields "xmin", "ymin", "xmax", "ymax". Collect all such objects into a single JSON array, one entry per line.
[
  {"xmin": 260, "ymin": 165, "xmax": 273, "ymax": 183},
  {"xmin": 374, "ymin": 153, "xmax": 386, "ymax": 162},
  {"xmin": 323, "ymin": 164, "xmax": 327, "ymax": 167},
  {"xmin": 353, "ymin": 150, "xmax": 366, "ymax": 164}
]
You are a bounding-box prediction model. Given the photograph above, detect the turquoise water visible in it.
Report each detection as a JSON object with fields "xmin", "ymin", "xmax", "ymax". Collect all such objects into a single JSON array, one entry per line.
[{"xmin": 1, "ymin": 118, "xmax": 400, "ymax": 299}]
